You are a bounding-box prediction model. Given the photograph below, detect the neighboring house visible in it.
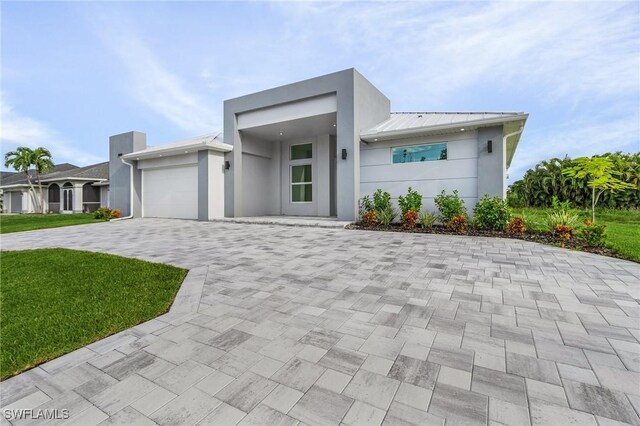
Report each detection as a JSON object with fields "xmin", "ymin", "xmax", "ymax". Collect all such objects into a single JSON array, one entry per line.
[
  {"xmin": 109, "ymin": 68, "xmax": 527, "ymax": 221},
  {"xmin": 0, "ymin": 162, "xmax": 109, "ymax": 214}
]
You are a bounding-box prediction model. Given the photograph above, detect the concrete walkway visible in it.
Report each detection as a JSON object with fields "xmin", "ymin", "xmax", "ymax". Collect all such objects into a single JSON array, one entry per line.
[{"xmin": 1, "ymin": 219, "xmax": 639, "ymax": 425}]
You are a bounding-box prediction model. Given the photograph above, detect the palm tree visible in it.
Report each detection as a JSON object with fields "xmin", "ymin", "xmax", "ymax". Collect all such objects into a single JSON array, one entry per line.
[
  {"xmin": 32, "ymin": 147, "xmax": 55, "ymax": 213},
  {"xmin": 4, "ymin": 147, "xmax": 40, "ymax": 212}
]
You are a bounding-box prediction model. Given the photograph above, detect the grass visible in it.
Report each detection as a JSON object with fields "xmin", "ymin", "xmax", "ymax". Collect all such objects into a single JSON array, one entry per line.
[
  {"xmin": 514, "ymin": 208, "xmax": 640, "ymax": 262},
  {"xmin": 0, "ymin": 248, "xmax": 187, "ymax": 379},
  {"xmin": 0, "ymin": 213, "xmax": 106, "ymax": 234}
]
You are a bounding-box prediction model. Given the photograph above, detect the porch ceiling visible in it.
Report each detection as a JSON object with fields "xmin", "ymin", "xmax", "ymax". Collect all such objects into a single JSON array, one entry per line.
[{"xmin": 239, "ymin": 112, "xmax": 337, "ymax": 142}]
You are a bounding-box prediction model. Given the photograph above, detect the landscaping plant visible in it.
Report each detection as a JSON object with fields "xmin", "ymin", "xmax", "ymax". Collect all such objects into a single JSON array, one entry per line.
[
  {"xmin": 373, "ymin": 189, "xmax": 393, "ymax": 213},
  {"xmin": 4, "ymin": 146, "xmax": 54, "ymax": 213},
  {"xmin": 506, "ymin": 216, "xmax": 527, "ymax": 234},
  {"xmin": 94, "ymin": 207, "xmax": 121, "ymax": 220},
  {"xmin": 554, "ymin": 224, "xmax": 573, "ymax": 248},
  {"xmin": 562, "ymin": 156, "xmax": 636, "ymax": 223},
  {"xmin": 473, "ymin": 195, "xmax": 511, "ymax": 231},
  {"xmin": 579, "ymin": 220, "xmax": 607, "ymax": 247},
  {"xmin": 544, "ymin": 197, "xmax": 579, "ymax": 233},
  {"xmin": 361, "ymin": 209, "xmax": 380, "ymax": 227},
  {"xmin": 418, "ymin": 211, "xmax": 437, "ymax": 228},
  {"xmin": 398, "ymin": 187, "xmax": 423, "ymax": 215},
  {"xmin": 403, "ymin": 210, "xmax": 419, "ymax": 229},
  {"xmin": 378, "ymin": 205, "xmax": 397, "ymax": 227},
  {"xmin": 447, "ymin": 214, "xmax": 467, "ymax": 233},
  {"xmin": 434, "ymin": 190, "xmax": 467, "ymax": 223}
]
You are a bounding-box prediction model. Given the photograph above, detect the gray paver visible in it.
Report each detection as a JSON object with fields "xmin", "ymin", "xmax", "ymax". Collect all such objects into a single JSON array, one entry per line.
[{"xmin": 2, "ymin": 219, "xmax": 639, "ymax": 426}]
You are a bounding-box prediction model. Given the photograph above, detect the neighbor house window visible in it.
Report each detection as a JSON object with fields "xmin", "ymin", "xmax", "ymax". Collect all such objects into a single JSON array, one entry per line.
[
  {"xmin": 291, "ymin": 164, "xmax": 312, "ymax": 202},
  {"xmin": 392, "ymin": 142, "xmax": 447, "ymax": 163},
  {"xmin": 290, "ymin": 143, "xmax": 313, "ymax": 160}
]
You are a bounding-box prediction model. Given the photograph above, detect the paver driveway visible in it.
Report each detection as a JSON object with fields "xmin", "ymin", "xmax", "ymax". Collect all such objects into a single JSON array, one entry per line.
[{"xmin": 2, "ymin": 219, "xmax": 640, "ymax": 426}]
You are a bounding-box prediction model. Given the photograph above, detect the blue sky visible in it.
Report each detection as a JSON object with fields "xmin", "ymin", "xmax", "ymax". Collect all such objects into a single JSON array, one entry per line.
[{"xmin": 2, "ymin": 1, "xmax": 639, "ymax": 182}]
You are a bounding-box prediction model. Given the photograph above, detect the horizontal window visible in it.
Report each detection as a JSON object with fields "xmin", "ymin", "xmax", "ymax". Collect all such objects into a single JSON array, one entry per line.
[
  {"xmin": 392, "ymin": 142, "xmax": 447, "ymax": 164},
  {"xmin": 290, "ymin": 143, "xmax": 312, "ymax": 160}
]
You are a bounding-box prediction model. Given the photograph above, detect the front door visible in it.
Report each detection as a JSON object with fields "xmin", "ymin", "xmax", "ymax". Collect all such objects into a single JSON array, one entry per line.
[
  {"xmin": 62, "ymin": 188, "xmax": 73, "ymax": 212},
  {"xmin": 281, "ymin": 140, "xmax": 317, "ymax": 216}
]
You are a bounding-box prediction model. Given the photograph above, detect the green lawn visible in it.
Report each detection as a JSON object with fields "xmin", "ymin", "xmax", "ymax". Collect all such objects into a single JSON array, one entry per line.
[
  {"xmin": 514, "ymin": 208, "xmax": 640, "ymax": 262},
  {"xmin": 0, "ymin": 213, "xmax": 106, "ymax": 234},
  {"xmin": 0, "ymin": 249, "xmax": 187, "ymax": 379}
]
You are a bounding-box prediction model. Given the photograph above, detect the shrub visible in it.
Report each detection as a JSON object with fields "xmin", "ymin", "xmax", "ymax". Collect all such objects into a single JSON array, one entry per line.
[
  {"xmin": 111, "ymin": 209, "xmax": 121, "ymax": 219},
  {"xmin": 360, "ymin": 196, "xmax": 374, "ymax": 216},
  {"xmin": 361, "ymin": 209, "xmax": 379, "ymax": 227},
  {"xmin": 403, "ymin": 210, "xmax": 419, "ymax": 229},
  {"xmin": 94, "ymin": 207, "xmax": 120, "ymax": 220},
  {"xmin": 507, "ymin": 216, "xmax": 527, "ymax": 234},
  {"xmin": 373, "ymin": 189, "xmax": 392, "ymax": 213},
  {"xmin": 398, "ymin": 187, "xmax": 423, "ymax": 216},
  {"xmin": 473, "ymin": 195, "xmax": 511, "ymax": 231},
  {"xmin": 378, "ymin": 205, "xmax": 397, "ymax": 227},
  {"xmin": 447, "ymin": 214, "xmax": 467, "ymax": 233},
  {"xmin": 418, "ymin": 211, "xmax": 437, "ymax": 228},
  {"xmin": 579, "ymin": 220, "xmax": 606, "ymax": 247},
  {"xmin": 435, "ymin": 190, "xmax": 467, "ymax": 223},
  {"xmin": 554, "ymin": 224, "xmax": 573, "ymax": 248}
]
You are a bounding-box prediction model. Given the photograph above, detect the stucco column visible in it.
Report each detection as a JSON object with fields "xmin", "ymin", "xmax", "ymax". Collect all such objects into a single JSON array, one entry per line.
[{"xmin": 73, "ymin": 183, "xmax": 84, "ymax": 213}]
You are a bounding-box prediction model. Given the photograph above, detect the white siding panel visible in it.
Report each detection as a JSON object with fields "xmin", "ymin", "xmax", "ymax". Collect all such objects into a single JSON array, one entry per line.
[
  {"xmin": 142, "ymin": 165, "xmax": 198, "ymax": 219},
  {"xmin": 361, "ymin": 158, "xmax": 477, "ymax": 183}
]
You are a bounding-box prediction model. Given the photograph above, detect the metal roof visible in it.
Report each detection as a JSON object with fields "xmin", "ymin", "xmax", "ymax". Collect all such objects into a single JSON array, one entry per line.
[{"xmin": 363, "ymin": 112, "xmax": 527, "ymax": 136}]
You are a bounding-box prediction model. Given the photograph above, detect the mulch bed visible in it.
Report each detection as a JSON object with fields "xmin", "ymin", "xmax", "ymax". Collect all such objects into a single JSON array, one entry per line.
[{"xmin": 346, "ymin": 223, "xmax": 623, "ymax": 260}]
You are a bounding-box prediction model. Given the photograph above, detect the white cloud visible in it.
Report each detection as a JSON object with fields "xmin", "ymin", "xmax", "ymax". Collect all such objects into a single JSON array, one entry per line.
[
  {"xmin": 94, "ymin": 20, "xmax": 219, "ymax": 135},
  {"xmin": 1, "ymin": 96, "xmax": 103, "ymax": 167}
]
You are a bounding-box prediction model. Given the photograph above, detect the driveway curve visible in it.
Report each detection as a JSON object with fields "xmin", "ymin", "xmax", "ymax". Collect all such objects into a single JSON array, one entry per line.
[{"xmin": 2, "ymin": 219, "xmax": 639, "ymax": 426}]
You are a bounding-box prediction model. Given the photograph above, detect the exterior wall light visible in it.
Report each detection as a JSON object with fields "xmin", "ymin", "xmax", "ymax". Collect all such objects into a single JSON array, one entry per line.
[
  {"xmin": 341, "ymin": 149, "xmax": 348, "ymax": 160},
  {"xmin": 487, "ymin": 140, "xmax": 493, "ymax": 153},
  {"xmin": 225, "ymin": 161, "xmax": 231, "ymax": 170}
]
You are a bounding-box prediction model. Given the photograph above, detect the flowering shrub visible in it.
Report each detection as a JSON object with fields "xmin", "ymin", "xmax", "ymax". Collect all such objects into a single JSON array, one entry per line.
[
  {"xmin": 403, "ymin": 210, "xmax": 419, "ymax": 229},
  {"xmin": 447, "ymin": 214, "xmax": 467, "ymax": 233},
  {"xmin": 473, "ymin": 195, "xmax": 510, "ymax": 230},
  {"xmin": 94, "ymin": 207, "xmax": 121, "ymax": 220},
  {"xmin": 361, "ymin": 209, "xmax": 380, "ymax": 227},
  {"xmin": 554, "ymin": 224, "xmax": 573, "ymax": 248},
  {"xmin": 507, "ymin": 216, "xmax": 527, "ymax": 234},
  {"xmin": 579, "ymin": 220, "xmax": 606, "ymax": 247}
]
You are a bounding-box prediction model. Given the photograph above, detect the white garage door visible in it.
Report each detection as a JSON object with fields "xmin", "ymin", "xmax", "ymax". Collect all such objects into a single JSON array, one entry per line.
[{"xmin": 142, "ymin": 166, "xmax": 198, "ymax": 219}]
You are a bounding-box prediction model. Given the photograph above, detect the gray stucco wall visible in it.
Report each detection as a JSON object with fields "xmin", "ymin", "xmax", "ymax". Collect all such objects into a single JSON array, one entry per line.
[
  {"xmin": 109, "ymin": 131, "xmax": 146, "ymax": 217},
  {"xmin": 223, "ymin": 68, "xmax": 390, "ymax": 221},
  {"xmin": 476, "ymin": 126, "xmax": 505, "ymax": 199}
]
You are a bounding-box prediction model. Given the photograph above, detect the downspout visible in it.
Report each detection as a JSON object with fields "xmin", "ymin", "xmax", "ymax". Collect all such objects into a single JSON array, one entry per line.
[
  {"xmin": 502, "ymin": 126, "xmax": 524, "ymax": 197},
  {"xmin": 112, "ymin": 157, "xmax": 136, "ymax": 221}
]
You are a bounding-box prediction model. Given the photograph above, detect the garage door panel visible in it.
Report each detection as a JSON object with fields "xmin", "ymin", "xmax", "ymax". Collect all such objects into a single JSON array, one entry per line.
[{"xmin": 143, "ymin": 166, "xmax": 198, "ymax": 219}]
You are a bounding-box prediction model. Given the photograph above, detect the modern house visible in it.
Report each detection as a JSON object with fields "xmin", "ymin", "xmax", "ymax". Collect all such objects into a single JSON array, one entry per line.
[
  {"xmin": 2, "ymin": 68, "xmax": 527, "ymax": 221},
  {"xmin": 0, "ymin": 162, "xmax": 109, "ymax": 214},
  {"xmin": 109, "ymin": 69, "xmax": 527, "ymax": 222}
]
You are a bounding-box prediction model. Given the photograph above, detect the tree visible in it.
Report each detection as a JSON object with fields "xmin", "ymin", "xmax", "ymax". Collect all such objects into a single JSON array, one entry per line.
[
  {"xmin": 4, "ymin": 147, "xmax": 55, "ymax": 213},
  {"xmin": 32, "ymin": 147, "xmax": 55, "ymax": 213},
  {"xmin": 4, "ymin": 147, "xmax": 41, "ymax": 212},
  {"xmin": 563, "ymin": 156, "xmax": 635, "ymax": 222}
]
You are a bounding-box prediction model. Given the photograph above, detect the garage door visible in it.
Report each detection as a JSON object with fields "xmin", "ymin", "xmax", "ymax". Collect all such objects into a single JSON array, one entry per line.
[{"xmin": 142, "ymin": 166, "xmax": 198, "ymax": 219}]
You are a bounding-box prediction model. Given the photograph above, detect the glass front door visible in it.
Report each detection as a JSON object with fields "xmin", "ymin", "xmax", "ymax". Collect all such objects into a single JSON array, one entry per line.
[{"xmin": 62, "ymin": 188, "xmax": 73, "ymax": 211}]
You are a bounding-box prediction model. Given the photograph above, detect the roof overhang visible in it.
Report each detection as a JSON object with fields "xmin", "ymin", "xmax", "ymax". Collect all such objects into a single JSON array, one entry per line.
[
  {"xmin": 40, "ymin": 178, "xmax": 107, "ymax": 183},
  {"xmin": 360, "ymin": 114, "xmax": 528, "ymax": 143},
  {"xmin": 123, "ymin": 136, "xmax": 232, "ymax": 161}
]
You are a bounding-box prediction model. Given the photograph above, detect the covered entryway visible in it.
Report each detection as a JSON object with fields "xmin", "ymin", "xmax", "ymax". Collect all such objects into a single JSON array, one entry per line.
[
  {"xmin": 142, "ymin": 166, "xmax": 198, "ymax": 219},
  {"xmin": 62, "ymin": 183, "xmax": 73, "ymax": 213}
]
